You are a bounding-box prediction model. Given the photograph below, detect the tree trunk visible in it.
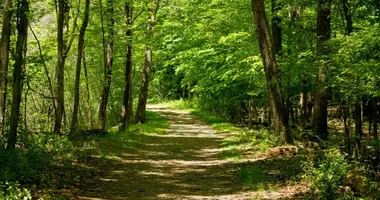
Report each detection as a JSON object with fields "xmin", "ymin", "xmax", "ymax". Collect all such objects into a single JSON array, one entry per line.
[
  {"xmin": 54, "ymin": 0, "xmax": 68, "ymax": 134},
  {"xmin": 98, "ymin": 0, "xmax": 114, "ymax": 130},
  {"xmin": 135, "ymin": 0, "xmax": 159, "ymax": 123},
  {"xmin": 342, "ymin": 0, "xmax": 353, "ymax": 35},
  {"xmin": 354, "ymin": 101, "xmax": 363, "ymax": 159},
  {"xmin": 83, "ymin": 49, "xmax": 92, "ymax": 129},
  {"xmin": 312, "ymin": 0, "xmax": 331, "ymax": 140},
  {"xmin": 341, "ymin": 100, "xmax": 351, "ymax": 154},
  {"xmin": 271, "ymin": 0, "xmax": 282, "ymax": 56},
  {"xmin": 251, "ymin": 0, "xmax": 293, "ymax": 144},
  {"xmin": 120, "ymin": 2, "xmax": 134, "ymax": 131},
  {"xmin": 7, "ymin": 0, "xmax": 28, "ymax": 149},
  {"xmin": 0, "ymin": 0, "xmax": 12, "ymax": 135},
  {"xmin": 71, "ymin": 0, "xmax": 90, "ymax": 133}
]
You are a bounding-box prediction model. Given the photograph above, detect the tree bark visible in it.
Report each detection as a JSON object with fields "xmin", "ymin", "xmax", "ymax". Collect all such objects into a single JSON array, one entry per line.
[
  {"xmin": 271, "ymin": 0, "xmax": 282, "ymax": 56},
  {"xmin": 7, "ymin": 0, "xmax": 28, "ymax": 149},
  {"xmin": 342, "ymin": 0, "xmax": 353, "ymax": 35},
  {"xmin": 120, "ymin": 2, "xmax": 134, "ymax": 131},
  {"xmin": 354, "ymin": 101, "xmax": 363, "ymax": 159},
  {"xmin": 341, "ymin": 100, "xmax": 351, "ymax": 154},
  {"xmin": 83, "ymin": 49, "xmax": 92, "ymax": 129},
  {"xmin": 71, "ymin": 0, "xmax": 90, "ymax": 133},
  {"xmin": 0, "ymin": 0, "xmax": 12, "ymax": 135},
  {"xmin": 251, "ymin": 0, "xmax": 293, "ymax": 144},
  {"xmin": 135, "ymin": 0, "xmax": 159, "ymax": 123},
  {"xmin": 98, "ymin": 0, "xmax": 114, "ymax": 130},
  {"xmin": 54, "ymin": 0, "xmax": 68, "ymax": 134},
  {"xmin": 312, "ymin": 0, "xmax": 331, "ymax": 140}
]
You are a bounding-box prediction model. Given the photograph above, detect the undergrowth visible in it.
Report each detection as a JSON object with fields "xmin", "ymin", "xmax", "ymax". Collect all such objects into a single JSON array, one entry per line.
[{"xmin": 0, "ymin": 111, "xmax": 168, "ymax": 199}]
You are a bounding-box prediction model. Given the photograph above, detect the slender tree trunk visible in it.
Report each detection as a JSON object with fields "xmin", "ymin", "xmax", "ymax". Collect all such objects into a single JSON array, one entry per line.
[
  {"xmin": 83, "ymin": 49, "xmax": 92, "ymax": 129},
  {"xmin": 354, "ymin": 101, "xmax": 363, "ymax": 159},
  {"xmin": 54, "ymin": 0, "xmax": 67, "ymax": 134},
  {"xmin": 312, "ymin": 0, "xmax": 331, "ymax": 140},
  {"xmin": 98, "ymin": 0, "xmax": 114, "ymax": 130},
  {"xmin": 29, "ymin": 25, "xmax": 56, "ymax": 131},
  {"xmin": 0, "ymin": 0, "xmax": 12, "ymax": 135},
  {"xmin": 71, "ymin": 0, "xmax": 90, "ymax": 131},
  {"xmin": 251, "ymin": 0, "xmax": 293, "ymax": 144},
  {"xmin": 7, "ymin": 0, "xmax": 28, "ymax": 149},
  {"xmin": 135, "ymin": 0, "xmax": 159, "ymax": 123},
  {"xmin": 271, "ymin": 0, "xmax": 282, "ymax": 56},
  {"xmin": 341, "ymin": 100, "xmax": 351, "ymax": 154},
  {"xmin": 71, "ymin": 0, "xmax": 90, "ymax": 133},
  {"xmin": 120, "ymin": 2, "xmax": 134, "ymax": 131},
  {"xmin": 342, "ymin": 0, "xmax": 353, "ymax": 35}
]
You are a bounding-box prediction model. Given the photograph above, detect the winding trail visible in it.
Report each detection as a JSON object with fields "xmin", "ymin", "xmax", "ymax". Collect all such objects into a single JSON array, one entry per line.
[{"xmin": 74, "ymin": 105, "xmax": 299, "ymax": 200}]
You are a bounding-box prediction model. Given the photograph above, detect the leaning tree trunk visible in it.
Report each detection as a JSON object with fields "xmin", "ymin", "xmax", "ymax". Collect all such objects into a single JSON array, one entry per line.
[
  {"xmin": 120, "ymin": 2, "xmax": 134, "ymax": 131},
  {"xmin": 98, "ymin": 0, "xmax": 114, "ymax": 130},
  {"xmin": 0, "ymin": 0, "xmax": 13, "ymax": 135},
  {"xmin": 135, "ymin": 0, "xmax": 159, "ymax": 123},
  {"xmin": 7, "ymin": 0, "xmax": 29, "ymax": 149},
  {"xmin": 71, "ymin": 0, "xmax": 90, "ymax": 133},
  {"xmin": 312, "ymin": 0, "xmax": 331, "ymax": 140},
  {"xmin": 251, "ymin": 0, "xmax": 293, "ymax": 144}
]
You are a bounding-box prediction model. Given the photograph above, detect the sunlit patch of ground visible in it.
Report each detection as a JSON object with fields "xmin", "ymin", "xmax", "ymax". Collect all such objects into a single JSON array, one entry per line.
[{"xmin": 58, "ymin": 105, "xmax": 307, "ymax": 200}]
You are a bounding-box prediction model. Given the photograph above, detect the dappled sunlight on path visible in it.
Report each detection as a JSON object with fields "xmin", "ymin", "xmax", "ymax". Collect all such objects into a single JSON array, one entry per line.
[{"xmin": 73, "ymin": 105, "xmax": 302, "ymax": 200}]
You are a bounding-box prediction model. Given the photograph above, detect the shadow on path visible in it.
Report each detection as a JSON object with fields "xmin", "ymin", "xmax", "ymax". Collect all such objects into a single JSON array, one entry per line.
[{"xmin": 66, "ymin": 105, "xmax": 304, "ymax": 200}]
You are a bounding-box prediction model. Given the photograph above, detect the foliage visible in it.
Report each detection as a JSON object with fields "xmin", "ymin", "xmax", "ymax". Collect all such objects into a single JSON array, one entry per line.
[
  {"xmin": 302, "ymin": 147, "xmax": 352, "ymax": 199},
  {"xmin": 0, "ymin": 133, "xmax": 74, "ymax": 185},
  {"xmin": 0, "ymin": 182, "xmax": 32, "ymax": 200}
]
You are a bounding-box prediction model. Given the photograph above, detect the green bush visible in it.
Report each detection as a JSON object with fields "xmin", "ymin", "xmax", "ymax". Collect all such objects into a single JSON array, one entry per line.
[
  {"xmin": 302, "ymin": 147, "xmax": 352, "ymax": 199},
  {"xmin": 0, "ymin": 182, "xmax": 32, "ymax": 200},
  {"xmin": 0, "ymin": 132, "xmax": 74, "ymax": 185}
]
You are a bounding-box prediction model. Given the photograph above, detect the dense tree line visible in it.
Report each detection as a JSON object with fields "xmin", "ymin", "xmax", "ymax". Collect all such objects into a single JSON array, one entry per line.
[{"xmin": 0, "ymin": 0, "xmax": 378, "ymax": 163}]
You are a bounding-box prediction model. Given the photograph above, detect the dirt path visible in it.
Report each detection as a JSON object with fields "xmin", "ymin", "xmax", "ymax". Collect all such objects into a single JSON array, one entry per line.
[{"xmin": 74, "ymin": 105, "xmax": 299, "ymax": 200}]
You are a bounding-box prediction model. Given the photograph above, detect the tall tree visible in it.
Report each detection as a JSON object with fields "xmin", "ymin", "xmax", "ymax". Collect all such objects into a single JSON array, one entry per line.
[
  {"xmin": 312, "ymin": 0, "xmax": 331, "ymax": 140},
  {"xmin": 54, "ymin": 0, "xmax": 68, "ymax": 134},
  {"xmin": 271, "ymin": 0, "xmax": 282, "ymax": 56},
  {"xmin": 98, "ymin": 0, "xmax": 114, "ymax": 130},
  {"xmin": 251, "ymin": 0, "xmax": 293, "ymax": 144},
  {"xmin": 136, "ymin": 0, "xmax": 159, "ymax": 123},
  {"xmin": 7, "ymin": 0, "xmax": 29, "ymax": 149},
  {"xmin": 71, "ymin": 0, "xmax": 90, "ymax": 133},
  {"xmin": 120, "ymin": 1, "xmax": 134, "ymax": 131},
  {"xmin": 0, "ymin": 0, "xmax": 12, "ymax": 135}
]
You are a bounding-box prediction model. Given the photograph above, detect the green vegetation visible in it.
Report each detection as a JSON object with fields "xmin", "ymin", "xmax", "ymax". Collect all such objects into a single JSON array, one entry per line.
[
  {"xmin": 0, "ymin": 0, "xmax": 379, "ymax": 198},
  {"xmin": 0, "ymin": 111, "xmax": 168, "ymax": 199}
]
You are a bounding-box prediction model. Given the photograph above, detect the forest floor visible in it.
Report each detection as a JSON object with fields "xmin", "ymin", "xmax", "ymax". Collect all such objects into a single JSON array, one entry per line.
[{"xmin": 56, "ymin": 105, "xmax": 307, "ymax": 200}]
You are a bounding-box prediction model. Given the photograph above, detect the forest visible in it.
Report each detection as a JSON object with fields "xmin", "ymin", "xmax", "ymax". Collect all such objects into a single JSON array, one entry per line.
[{"xmin": 0, "ymin": 0, "xmax": 380, "ymax": 199}]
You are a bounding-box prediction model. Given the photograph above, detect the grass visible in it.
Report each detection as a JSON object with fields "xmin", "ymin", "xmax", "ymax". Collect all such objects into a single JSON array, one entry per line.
[
  {"xmin": 77, "ymin": 110, "xmax": 169, "ymax": 159},
  {"xmin": 163, "ymin": 100, "xmax": 307, "ymax": 194},
  {"xmin": 164, "ymin": 100, "xmax": 278, "ymax": 160}
]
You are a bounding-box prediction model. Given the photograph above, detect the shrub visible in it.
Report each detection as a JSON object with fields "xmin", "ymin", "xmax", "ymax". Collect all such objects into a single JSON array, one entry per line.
[
  {"xmin": 0, "ymin": 132, "xmax": 74, "ymax": 185},
  {"xmin": 0, "ymin": 182, "xmax": 32, "ymax": 200},
  {"xmin": 302, "ymin": 147, "xmax": 352, "ymax": 199}
]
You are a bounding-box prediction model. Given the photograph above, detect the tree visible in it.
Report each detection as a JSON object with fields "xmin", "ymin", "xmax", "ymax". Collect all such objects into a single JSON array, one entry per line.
[
  {"xmin": 54, "ymin": 0, "xmax": 68, "ymax": 134},
  {"xmin": 271, "ymin": 0, "xmax": 282, "ymax": 56},
  {"xmin": 71, "ymin": 0, "xmax": 90, "ymax": 133},
  {"xmin": 120, "ymin": 1, "xmax": 134, "ymax": 131},
  {"xmin": 312, "ymin": 0, "xmax": 331, "ymax": 140},
  {"xmin": 98, "ymin": 0, "xmax": 114, "ymax": 130},
  {"xmin": 251, "ymin": 0, "xmax": 293, "ymax": 144},
  {"xmin": 0, "ymin": 0, "xmax": 12, "ymax": 135},
  {"xmin": 135, "ymin": 0, "xmax": 159, "ymax": 123},
  {"xmin": 7, "ymin": 0, "xmax": 29, "ymax": 149}
]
